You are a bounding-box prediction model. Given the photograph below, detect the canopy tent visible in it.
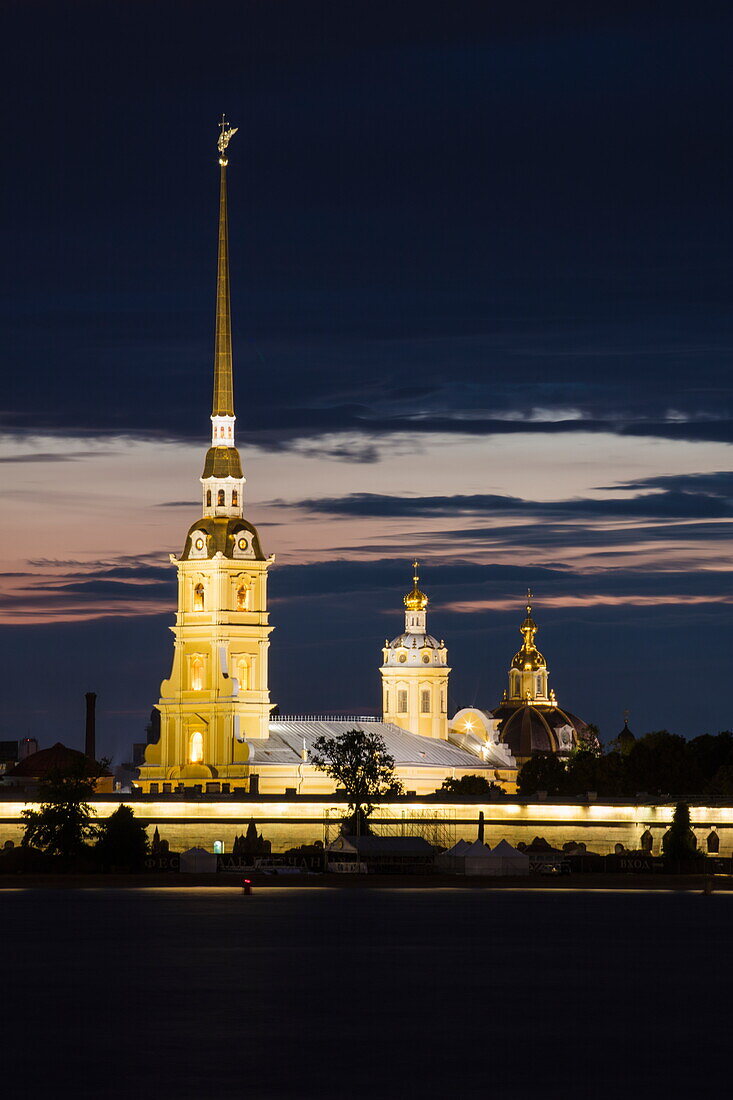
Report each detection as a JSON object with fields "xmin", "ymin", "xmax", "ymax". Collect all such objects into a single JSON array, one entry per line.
[
  {"xmin": 483, "ymin": 839, "xmax": 530, "ymax": 876},
  {"xmin": 179, "ymin": 847, "xmax": 218, "ymax": 873}
]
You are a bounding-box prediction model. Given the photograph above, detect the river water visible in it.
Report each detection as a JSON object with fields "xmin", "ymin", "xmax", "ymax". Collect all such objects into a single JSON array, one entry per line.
[{"xmin": 3, "ymin": 887, "xmax": 729, "ymax": 1098}]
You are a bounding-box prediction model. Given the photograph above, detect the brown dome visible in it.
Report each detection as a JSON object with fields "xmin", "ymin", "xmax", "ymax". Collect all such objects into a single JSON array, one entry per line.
[
  {"xmin": 7, "ymin": 742, "xmax": 111, "ymax": 778},
  {"xmin": 492, "ymin": 703, "xmax": 588, "ymax": 759}
]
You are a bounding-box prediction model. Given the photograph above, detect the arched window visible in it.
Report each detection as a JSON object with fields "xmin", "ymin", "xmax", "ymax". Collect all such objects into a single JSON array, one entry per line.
[
  {"xmin": 420, "ymin": 688, "xmax": 431, "ymax": 714},
  {"xmin": 218, "ymin": 489, "xmax": 225, "ymax": 507},
  {"xmin": 206, "ymin": 490, "xmax": 212, "ymax": 507},
  {"xmin": 536, "ymin": 675, "xmax": 542, "ymax": 695},
  {"xmin": 191, "ymin": 657, "xmax": 204, "ymax": 692},
  {"xmin": 237, "ymin": 584, "xmax": 248, "ymax": 611},
  {"xmin": 706, "ymin": 829, "xmax": 720, "ymax": 854},
  {"xmin": 397, "ymin": 689, "xmax": 408, "ymax": 714},
  {"xmin": 237, "ymin": 657, "xmax": 249, "ymax": 692},
  {"xmin": 193, "ymin": 583, "xmax": 204, "ymax": 611},
  {"xmin": 189, "ymin": 731, "xmax": 204, "ymax": 764},
  {"xmin": 232, "ymin": 489, "xmax": 238, "ymax": 507}
]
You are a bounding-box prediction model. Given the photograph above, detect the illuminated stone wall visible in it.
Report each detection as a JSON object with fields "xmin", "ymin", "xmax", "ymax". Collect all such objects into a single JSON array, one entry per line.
[{"xmin": 1, "ymin": 799, "xmax": 731, "ymax": 856}]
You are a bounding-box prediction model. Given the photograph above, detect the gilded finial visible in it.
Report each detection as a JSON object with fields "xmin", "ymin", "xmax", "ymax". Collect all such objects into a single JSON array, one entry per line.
[
  {"xmin": 218, "ymin": 114, "xmax": 238, "ymax": 165},
  {"xmin": 526, "ymin": 587, "xmax": 533, "ymax": 614},
  {"xmin": 404, "ymin": 559, "xmax": 428, "ymax": 611}
]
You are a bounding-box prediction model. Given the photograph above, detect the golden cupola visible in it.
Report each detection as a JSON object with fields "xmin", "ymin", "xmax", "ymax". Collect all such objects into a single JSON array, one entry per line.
[
  {"xmin": 404, "ymin": 561, "xmax": 429, "ymax": 613},
  {"xmin": 511, "ymin": 595, "xmax": 546, "ymax": 674},
  {"xmin": 507, "ymin": 591, "xmax": 550, "ymax": 701}
]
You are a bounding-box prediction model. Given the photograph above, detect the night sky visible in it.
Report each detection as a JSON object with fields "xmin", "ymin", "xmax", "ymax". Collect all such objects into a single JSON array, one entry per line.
[{"xmin": 2, "ymin": 1, "xmax": 732, "ymax": 761}]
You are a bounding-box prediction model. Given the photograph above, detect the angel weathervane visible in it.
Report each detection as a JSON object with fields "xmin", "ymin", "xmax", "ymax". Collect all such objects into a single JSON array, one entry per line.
[{"xmin": 218, "ymin": 115, "xmax": 238, "ymax": 163}]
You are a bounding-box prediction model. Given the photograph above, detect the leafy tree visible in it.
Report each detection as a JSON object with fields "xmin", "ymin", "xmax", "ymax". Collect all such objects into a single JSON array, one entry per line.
[
  {"xmin": 22, "ymin": 762, "xmax": 100, "ymax": 860},
  {"xmin": 687, "ymin": 732, "xmax": 733, "ymax": 787},
  {"xmin": 517, "ymin": 753, "xmax": 568, "ymax": 796},
  {"xmin": 311, "ymin": 727, "xmax": 402, "ymax": 828},
  {"xmin": 625, "ymin": 732, "xmax": 699, "ymax": 799},
  {"xmin": 436, "ymin": 774, "xmax": 507, "ymax": 799},
  {"xmin": 662, "ymin": 802, "xmax": 698, "ymax": 862},
  {"xmin": 95, "ymin": 805, "xmax": 149, "ymax": 871},
  {"xmin": 705, "ymin": 764, "xmax": 733, "ymax": 801},
  {"xmin": 576, "ymin": 723, "xmax": 602, "ymax": 756},
  {"xmin": 565, "ymin": 748, "xmax": 599, "ymax": 794}
]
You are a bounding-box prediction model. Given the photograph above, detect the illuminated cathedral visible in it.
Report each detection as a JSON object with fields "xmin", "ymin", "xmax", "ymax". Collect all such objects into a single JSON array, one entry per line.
[{"xmin": 135, "ymin": 123, "xmax": 589, "ymax": 798}]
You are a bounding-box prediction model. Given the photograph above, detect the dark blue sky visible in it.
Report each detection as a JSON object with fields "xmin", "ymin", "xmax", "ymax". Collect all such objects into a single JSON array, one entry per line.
[{"xmin": 1, "ymin": 1, "xmax": 732, "ymax": 759}]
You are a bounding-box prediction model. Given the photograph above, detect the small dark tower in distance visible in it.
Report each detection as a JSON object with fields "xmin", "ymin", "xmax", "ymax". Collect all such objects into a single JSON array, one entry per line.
[{"xmin": 85, "ymin": 692, "xmax": 97, "ymax": 760}]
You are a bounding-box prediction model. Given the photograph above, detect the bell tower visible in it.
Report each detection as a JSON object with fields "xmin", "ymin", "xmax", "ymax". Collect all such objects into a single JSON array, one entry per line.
[
  {"xmin": 137, "ymin": 119, "xmax": 274, "ymax": 794},
  {"xmin": 381, "ymin": 563, "xmax": 450, "ymax": 740}
]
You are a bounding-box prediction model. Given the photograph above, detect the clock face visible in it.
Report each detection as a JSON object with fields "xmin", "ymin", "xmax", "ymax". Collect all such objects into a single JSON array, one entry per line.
[
  {"xmin": 237, "ymin": 536, "xmax": 248, "ymax": 551},
  {"xmin": 194, "ymin": 537, "xmax": 205, "ymax": 551}
]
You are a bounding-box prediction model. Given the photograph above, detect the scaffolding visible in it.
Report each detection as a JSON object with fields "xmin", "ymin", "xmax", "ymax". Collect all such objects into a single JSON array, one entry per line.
[{"xmin": 322, "ymin": 806, "xmax": 459, "ymax": 849}]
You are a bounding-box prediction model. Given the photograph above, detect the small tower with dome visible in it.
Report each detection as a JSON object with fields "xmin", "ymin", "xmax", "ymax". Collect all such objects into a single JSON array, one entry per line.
[
  {"xmin": 381, "ymin": 563, "xmax": 451, "ymax": 740},
  {"xmin": 491, "ymin": 592, "xmax": 591, "ymax": 761}
]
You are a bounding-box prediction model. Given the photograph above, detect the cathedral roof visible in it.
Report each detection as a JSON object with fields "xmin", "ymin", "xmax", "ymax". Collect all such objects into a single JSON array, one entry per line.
[
  {"xmin": 491, "ymin": 703, "xmax": 587, "ymax": 758},
  {"xmin": 181, "ymin": 516, "xmax": 265, "ymax": 560},
  {"xmin": 257, "ymin": 721, "xmax": 496, "ymax": 771}
]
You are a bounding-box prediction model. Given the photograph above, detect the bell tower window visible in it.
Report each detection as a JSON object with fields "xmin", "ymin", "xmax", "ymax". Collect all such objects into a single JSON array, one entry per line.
[
  {"xmin": 206, "ymin": 490, "xmax": 212, "ymax": 508},
  {"xmin": 232, "ymin": 489, "xmax": 238, "ymax": 507},
  {"xmin": 191, "ymin": 658, "xmax": 204, "ymax": 692},
  {"xmin": 237, "ymin": 657, "xmax": 250, "ymax": 691},
  {"xmin": 189, "ymin": 731, "xmax": 204, "ymax": 764},
  {"xmin": 193, "ymin": 583, "xmax": 205, "ymax": 611},
  {"xmin": 237, "ymin": 584, "xmax": 248, "ymax": 611},
  {"xmin": 218, "ymin": 489, "xmax": 225, "ymax": 507}
]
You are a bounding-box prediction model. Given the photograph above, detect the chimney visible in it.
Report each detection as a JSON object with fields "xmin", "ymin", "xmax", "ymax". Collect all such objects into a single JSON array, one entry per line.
[{"xmin": 85, "ymin": 692, "xmax": 97, "ymax": 761}]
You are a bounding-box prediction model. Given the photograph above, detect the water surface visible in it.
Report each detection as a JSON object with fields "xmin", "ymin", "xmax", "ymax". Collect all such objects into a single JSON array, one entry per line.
[{"xmin": 4, "ymin": 887, "xmax": 728, "ymax": 1098}]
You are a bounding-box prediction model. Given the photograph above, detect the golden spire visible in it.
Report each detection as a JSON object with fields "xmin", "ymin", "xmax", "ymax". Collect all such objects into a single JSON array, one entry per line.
[
  {"xmin": 512, "ymin": 588, "xmax": 546, "ymax": 671},
  {"xmin": 212, "ymin": 116, "xmax": 236, "ymax": 418},
  {"xmin": 404, "ymin": 560, "xmax": 428, "ymax": 611}
]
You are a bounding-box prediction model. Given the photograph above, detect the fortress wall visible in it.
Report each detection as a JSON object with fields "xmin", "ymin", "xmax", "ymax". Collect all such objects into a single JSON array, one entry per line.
[{"xmin": 1, "ymin": 799, "xmax": 732, "ymax": 856}]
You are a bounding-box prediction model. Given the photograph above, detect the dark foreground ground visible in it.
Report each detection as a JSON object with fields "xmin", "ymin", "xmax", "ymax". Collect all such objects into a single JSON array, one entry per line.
[
  {"xmin": 2, "ymin": 871, "xmax": 733, "ymax": 890},
  {"xmin": 3, "ymin": 886, "xmax": 731, "ymax": 1099}
]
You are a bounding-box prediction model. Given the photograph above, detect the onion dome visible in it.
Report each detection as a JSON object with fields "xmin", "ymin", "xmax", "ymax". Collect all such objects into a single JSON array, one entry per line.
[
  {"xmin": 492, "ymin": 702, "xmax": 588, "ymax": 758},
  {"xmin": 404, "ymin": 561, "xmax": 428, "ymax": 612},
  {"xmin": 511, "ymin": 591, "xmax": 546, "ymax": 672}
]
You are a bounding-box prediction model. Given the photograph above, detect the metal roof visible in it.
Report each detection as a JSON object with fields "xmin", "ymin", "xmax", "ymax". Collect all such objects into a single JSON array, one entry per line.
[{"xmin": 250, "ymin": 720, "xmax": 494, "ymax": 770}]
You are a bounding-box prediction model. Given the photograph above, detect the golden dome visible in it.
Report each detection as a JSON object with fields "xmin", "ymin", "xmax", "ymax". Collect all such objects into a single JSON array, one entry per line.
[
  {"xmin": 403, "ymin": 560, "xmax": 428, "ymax": 611},
  {"xmin": 511, "ymin": 591, "xmax": 546, "ymax": 671}
]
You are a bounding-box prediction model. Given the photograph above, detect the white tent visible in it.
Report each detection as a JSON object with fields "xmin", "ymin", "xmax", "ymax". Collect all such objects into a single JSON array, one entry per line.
[
  {"xmin": 436, "ymin": 838, "xmax": 471, "ymax": 872},
  {"xmin": 179, "ymin": 847, "xmax": 218, "ymax": 873},
  {"xmin": 462, "ymin": 839, "xmax": 495, "ymax": 876},
  {"xmin": 483, "ymin": 839, "xmax": 530, "ymax": 877}
]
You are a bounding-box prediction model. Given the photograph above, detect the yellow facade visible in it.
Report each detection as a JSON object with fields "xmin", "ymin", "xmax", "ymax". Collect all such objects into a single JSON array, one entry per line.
[{"xmin": 137, "ymin": 545, "xmax": 274, "ymax": 790}]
